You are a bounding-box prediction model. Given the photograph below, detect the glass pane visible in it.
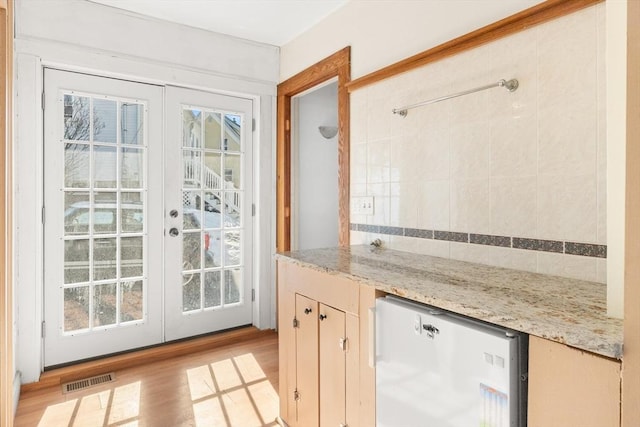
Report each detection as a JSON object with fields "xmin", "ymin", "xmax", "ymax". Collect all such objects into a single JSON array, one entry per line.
[
  {"xmin": 183, "ymin": 192, "xmax": 202, "ymax": 229},
  {"xmin": 94, "ymin": 238, "xmax": 117, "ymax": 281},
  {"xmin": 64, "ymin": 286, "xmax": 89, "ymax": 332},
  {"xmin": 121, "ymin": 280, "xmax": 143, "ymax": 322},
  {"xmin": 223, "ymin": 192, "xmax": 241, "ymax": 227},
  {"xmin": 223, "ymin": 153, "xmax": 241, "ymax": 190},
  {"xmin": 64, "ymin": 144, "xmax": 90, "ymax": 188},
  {"xmin": 93, "ymin": 283, "xmax": 117, "ymax": 327},
  {"xmin": 204, "ymin": 152, "xmax": 222, "ymax": 190},
  {"xmin": 224, "ymin": 231, "xmax": 241, "ymax": 266},
  {"xmin": 183, "ymin": 272, "xmax": 201, "ymax": 311},
  {"xmin": 121, "ymin": 192, "xmax": 144, "ymax": 233},
  {"xmin": 203, "ymin": 191, "xmax": 222, "ymax": 217},
  {"xmin": 223, "ymin": 268, "xmax": 241, "ymax": 305},
  {"xmin": 208, "ymin": 230, "xmax": 222, "ymax": 267},
  {"xmin": 63, "ymin": 95, "xmax": 91, "ymax": 141},
  {"xmin": 94, "ymin": 192, "xmax": 117, "ymax": 234},
  {"xmin": 64, "ymin": 191, "xmax": 90, "ymax": 235},
  {"xmin": 183, "ymin": 150, "xmax": 202, "ymax": 188},
  {"xmin": 64, "ymin": 239, "xmax": 90, "ymax": 284},
  {"xmin": 121, "ymin": 148, "xmax": 144, "ymax": 189},
  {"xmin": 94, "ymin": 146, "xmax": 117, "ymax": 188},
  {"xmin": 122, "ymin": 103, "xmax": 144, "ymax": 145},
  {"xmin": 223, "ymin": 114, "xmax": 241, "ymax": 152},
  {"xmin": 204, "ymin": 271, "xmax": 221, "ymax": 308},
  {"xmin": 203, "ymin": 231, "xmax": 215, "ymax": 268},
  {"xmin": 183, "ymin": 109, "xmax": 202, "ymax": 148},
  {"xmin": 121, "ymin": 236, "xmax": 143, "ymax": 278},
  {"xmin": 204, "ymin": 112, "xmax": 222, "ymax": 150},
  {"xmin": 183, "ymin": 231, "xmax": 201, "ymax": 270},
  {"xmin": 93, "ymin": 99, "xmax": 117, "ymax": 143}
]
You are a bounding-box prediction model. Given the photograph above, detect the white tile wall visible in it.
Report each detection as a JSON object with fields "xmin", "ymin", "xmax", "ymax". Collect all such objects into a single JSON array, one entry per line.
[{"xmin": 350, "ymin": 4, "xmax": 607, "ymax": 283}]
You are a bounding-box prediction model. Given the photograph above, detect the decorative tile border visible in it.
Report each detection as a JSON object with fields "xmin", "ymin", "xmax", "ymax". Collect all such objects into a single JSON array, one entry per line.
[
  {"xmin": 350, "ymin": 223, "xmax": 607, "ymax": 259},
  {"xmin": 513, "ymin": 237, "xmax": 563, "ymax": 254}
]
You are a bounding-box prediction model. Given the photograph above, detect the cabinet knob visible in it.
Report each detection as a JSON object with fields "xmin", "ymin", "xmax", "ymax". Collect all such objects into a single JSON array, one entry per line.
[
  {"xmin": 319, "ymin": 314, "xmax": 327, "ymax": 321},
  {"xmin": 304, "ymin": 307, "xmax": 312, "ymax": 315}
]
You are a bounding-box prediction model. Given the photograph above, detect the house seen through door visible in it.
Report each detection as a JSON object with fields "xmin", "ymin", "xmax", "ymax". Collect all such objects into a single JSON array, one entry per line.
[{"xmin": 43, "ymin": 69, "xmax": 254, "ymax": 367}]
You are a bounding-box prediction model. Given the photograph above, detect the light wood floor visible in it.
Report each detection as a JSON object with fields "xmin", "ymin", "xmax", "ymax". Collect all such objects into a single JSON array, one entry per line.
[{"xmin": 14, "ymin": 329, "xmax": 279, "ymax": 427}]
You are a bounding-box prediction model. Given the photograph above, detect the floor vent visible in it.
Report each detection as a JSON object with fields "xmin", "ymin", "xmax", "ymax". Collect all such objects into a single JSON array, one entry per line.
[{"xmin": 62, "ymin": 372, "xmax": 116, "ymax": 394}]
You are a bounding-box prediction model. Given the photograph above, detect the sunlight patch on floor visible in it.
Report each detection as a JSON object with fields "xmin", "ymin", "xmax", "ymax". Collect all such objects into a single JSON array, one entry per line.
[
  {"xmin": 38, "ymin": 399, "xmax": 77, "ymax": 427},
  {"xmin": 187, "ymin": 352, "xmax": 279, "ymax": 427},
  {"xmin": 37, "ymin": 381, "xmax": 141, "ymax": 427}
]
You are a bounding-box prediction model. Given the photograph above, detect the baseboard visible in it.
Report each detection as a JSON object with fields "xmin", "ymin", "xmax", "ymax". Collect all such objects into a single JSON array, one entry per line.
[{"xmin": 13, "ymin": 370, "xmax": 21, "ymax": 415}]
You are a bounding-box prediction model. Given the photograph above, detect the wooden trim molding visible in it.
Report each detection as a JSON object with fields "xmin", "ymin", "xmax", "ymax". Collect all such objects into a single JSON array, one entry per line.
[
  {"xmin": 276, "ymin": 47, "xmax": 351, "ymax": 252},
  {"xmin": 624, "ymin": 1, "xmax": 640, "ymax": 425},
  {"xmin": 346, "ymin": 0, "xmax": 604, "ymax": 92},
  {"xmin": 0, "ymin": 0, "xmax": 13, "ymax": 425}
]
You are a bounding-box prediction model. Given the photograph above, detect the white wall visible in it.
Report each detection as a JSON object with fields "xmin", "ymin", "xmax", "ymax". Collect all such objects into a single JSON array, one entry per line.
[
  {"xmin": 14, "ymin": 0, "xmax": 278, "ymax": 384},
  {"xmin": 280, "ymin": 0, "xmax": 545, "ymax": 81},
  {"xmin": 295, "ymin": 82, "xmax": 339, "ymax": 250},
  {"xmin": 606, "ymin": 0, "xmax": 627, "ymax": 318}
]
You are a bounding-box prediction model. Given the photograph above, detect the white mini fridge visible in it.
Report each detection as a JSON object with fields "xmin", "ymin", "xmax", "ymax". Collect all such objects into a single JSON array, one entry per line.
[{"xmin": 376, "ymin": 296, "xmax": 528, "ymax": 427}]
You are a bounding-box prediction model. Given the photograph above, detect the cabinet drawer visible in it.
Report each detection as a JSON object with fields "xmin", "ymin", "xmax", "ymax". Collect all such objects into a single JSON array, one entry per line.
[{"xmin": 278, "ymin": 261, "xmax": 359, "ymax": 315}]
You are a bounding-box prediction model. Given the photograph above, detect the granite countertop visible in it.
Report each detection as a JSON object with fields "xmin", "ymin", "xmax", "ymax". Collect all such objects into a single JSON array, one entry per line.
[{"xmin": 276, "ymin": 245, "xmax": 623, "ymax": 360}]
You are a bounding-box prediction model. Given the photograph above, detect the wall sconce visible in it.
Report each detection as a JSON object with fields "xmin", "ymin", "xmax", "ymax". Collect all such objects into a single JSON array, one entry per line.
[{"xmin": 318, "ymin": 125, "xmax": 338, "ymax": 139}]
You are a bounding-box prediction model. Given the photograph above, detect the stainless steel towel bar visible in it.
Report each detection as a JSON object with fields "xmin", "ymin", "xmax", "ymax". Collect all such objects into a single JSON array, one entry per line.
[{"xmin": 392, "ymin": 78, "xmax": 519, "ymax": 117}]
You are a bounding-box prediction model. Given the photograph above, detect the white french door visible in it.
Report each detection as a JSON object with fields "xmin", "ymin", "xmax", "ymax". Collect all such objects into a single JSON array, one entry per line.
[
  {"xmin": 43, "ymin": 70, "xmax": 254, "ymax": 367},
  {"xmin": 164, "ymin": 86, "xmax": 253, "ymax": 341},
  {"xmin": 43, "ymin": 69, "xmax": 164, "ymax": 366}
]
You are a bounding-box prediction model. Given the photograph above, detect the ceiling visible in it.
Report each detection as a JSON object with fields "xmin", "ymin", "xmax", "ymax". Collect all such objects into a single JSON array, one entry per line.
[{"xmin": 88, "ymin": 0, "xmax": 349, "ymax": 47}]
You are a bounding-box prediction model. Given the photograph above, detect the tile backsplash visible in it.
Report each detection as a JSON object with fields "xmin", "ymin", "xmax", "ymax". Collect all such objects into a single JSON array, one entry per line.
[{"xmin": 349, "ymin": 4, "xmax": 607, "ymax": 283}]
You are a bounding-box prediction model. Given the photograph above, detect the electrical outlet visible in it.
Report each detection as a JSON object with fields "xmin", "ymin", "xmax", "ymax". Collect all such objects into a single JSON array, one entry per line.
[{"xmin": 351, "ymin": 196, "xmax": 374, "ymax": 215}]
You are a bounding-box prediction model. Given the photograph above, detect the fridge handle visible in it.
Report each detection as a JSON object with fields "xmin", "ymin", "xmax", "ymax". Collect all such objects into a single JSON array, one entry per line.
[{"xmin": 368, "ymin": 306, "xmax": 376, "ymax": 368}]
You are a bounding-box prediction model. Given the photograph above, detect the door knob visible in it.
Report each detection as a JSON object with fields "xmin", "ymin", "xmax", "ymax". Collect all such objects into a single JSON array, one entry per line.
[
  {"xmin": 319, "ymin": 314, "xmax": 327, "ymax": 321},
  {"xmin": 304, "ymin": 308, "xmax": 312, "ymax": 315},
  {"xmin": 169, "ymin": 209, "xmax": 179, "ymax": 218},
  {"xmin": 169, "ymin": 227, "xmax": 179, "ymax": 237}
]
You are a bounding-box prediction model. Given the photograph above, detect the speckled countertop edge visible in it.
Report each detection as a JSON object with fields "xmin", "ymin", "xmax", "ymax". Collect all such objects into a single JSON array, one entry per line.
[{"xmin": 276, "ymin": 245, "xmax": 623, "ymax": 360}]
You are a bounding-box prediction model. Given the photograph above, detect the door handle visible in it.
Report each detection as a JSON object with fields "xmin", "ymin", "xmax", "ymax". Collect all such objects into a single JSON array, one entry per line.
[{"xmin": 169, "ymin": 227, "xmax": 179, "ymax": 237}]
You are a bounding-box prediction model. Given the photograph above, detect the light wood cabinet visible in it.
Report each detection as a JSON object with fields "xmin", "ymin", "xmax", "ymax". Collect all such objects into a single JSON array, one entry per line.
[
  {"xmin": 278, "ymin": 260, "xmax": 379, "ymax": 427},
  {"xmin": 294, "ymin": 294, "xmax": 320, "ymax": 427},
  {"xmin": 528, "ymin": 335, "xmax": 621, "ymax": 427}
]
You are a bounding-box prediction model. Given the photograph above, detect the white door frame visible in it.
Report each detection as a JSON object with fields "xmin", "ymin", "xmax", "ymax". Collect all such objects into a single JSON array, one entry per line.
[{"xmin": 14, "ymin": 41, "xmax": 276, "ymax": 384}]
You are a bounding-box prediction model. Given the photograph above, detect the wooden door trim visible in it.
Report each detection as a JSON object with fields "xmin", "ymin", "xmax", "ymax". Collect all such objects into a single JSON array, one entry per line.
[
  {"xmin": 0, "ymin": 0, "xmax": 13, "ymax": 425},
  {"xmin": 346, "ymin": 0, "xmax": 603, "ymax": 93},
  {"xmin": 277, "ymin": 47, "xmax": 351, "ymax": 252},
  {"xmin": 624, "ymin": 1, "xmax": 640, "ymax": 425}
]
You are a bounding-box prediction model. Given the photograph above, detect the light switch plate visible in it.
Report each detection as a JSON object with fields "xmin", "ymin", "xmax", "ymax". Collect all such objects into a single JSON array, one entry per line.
[{"xmin": 351, "ymin": 196, "xmax": 374, "ymax": 215}]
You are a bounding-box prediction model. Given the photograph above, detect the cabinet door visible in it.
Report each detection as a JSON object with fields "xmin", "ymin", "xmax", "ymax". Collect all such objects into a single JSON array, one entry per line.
[
  {"xmin": 319, "ymin": 303, "xmax": 346, "ymax": 427},
  {"xmin": 296, "ymin": 294, "xmax": 319, "ymax": 427}
]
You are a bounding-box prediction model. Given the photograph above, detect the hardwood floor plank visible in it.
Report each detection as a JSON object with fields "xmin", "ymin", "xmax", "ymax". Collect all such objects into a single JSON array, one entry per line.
[{"xmin": 15, "ymin": 329, "xmax": 279, "ymax": 427}]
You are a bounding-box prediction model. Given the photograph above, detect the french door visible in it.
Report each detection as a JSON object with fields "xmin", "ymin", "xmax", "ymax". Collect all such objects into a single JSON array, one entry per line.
[
  {"xmin": 164, "ymin": 86, "xmax": 253, "ymax": 341},
  {"xmin": 43, "ymin": 69, "xmax": 253, "ymax": 366}
]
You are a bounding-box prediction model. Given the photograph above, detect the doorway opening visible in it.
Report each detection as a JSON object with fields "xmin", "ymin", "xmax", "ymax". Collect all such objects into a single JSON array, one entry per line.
[
  {"xmin": 276, "ymin": 47, "xmax": 351, "ymax": 252},
  {"xmin": 291, "ymin": 80, "xmax": 339, "ymax": 250}
]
